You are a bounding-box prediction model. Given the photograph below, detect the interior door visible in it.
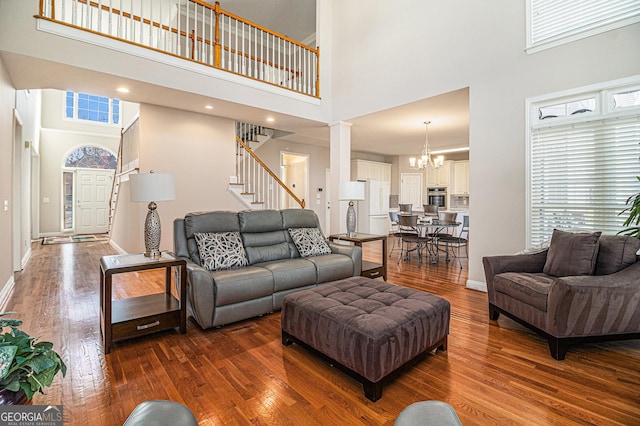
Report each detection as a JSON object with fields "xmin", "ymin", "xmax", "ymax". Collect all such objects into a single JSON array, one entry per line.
[
  {"xmin": 400, "ymin": 173, "xmax": 423, "ymax": 211},
  {"xmin": 75, "ymin": 169, "xmax": 114, "ymax": 234}
]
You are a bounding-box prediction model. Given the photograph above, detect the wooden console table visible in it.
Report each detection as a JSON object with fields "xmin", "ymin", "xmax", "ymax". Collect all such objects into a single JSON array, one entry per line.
[
  {"xmin": 100, "ymin": 252, "xmax": 186, "ymax": 354},
  {"xmin": 328, "ymin": 233, "xmax": 387, "ymax": 281}
]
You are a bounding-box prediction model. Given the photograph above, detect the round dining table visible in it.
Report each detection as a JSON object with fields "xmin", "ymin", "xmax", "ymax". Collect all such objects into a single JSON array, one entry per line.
[{"xmin": 417, "ymin": 217, "xmax": 461, "ymax": 264}]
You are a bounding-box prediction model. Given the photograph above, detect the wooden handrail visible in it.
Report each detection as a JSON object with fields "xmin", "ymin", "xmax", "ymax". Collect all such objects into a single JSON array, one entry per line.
[
  {"xmin": 236, "ymin": 136, "xmax": 305, "ymax": 208},
  {"xmin": 42, "ymin": 0, "xmax": 314, "ymax": 89},
  {"xmin": 35, "ymin": 0, "xmax": 320, "ymax": 98},
  {"xmin": 212, "ymin": 1, "xmax": 319, "ymax": 53}
]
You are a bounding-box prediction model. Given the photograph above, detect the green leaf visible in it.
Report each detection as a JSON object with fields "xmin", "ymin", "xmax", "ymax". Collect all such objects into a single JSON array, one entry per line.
[
  {"xmin": 0, "ymin": 346, "xmax": 17, "ymax": 379},
  {"xmin": 5, "ymin": 379, "xmax": 20, "ymax": 392},
  {"xmin": 26, "ymin": 354, "xmax": 55, "ymax": 374},
  {"xmin": 19, "ymin": 381, "xmax": 35, "ymax": 400}
]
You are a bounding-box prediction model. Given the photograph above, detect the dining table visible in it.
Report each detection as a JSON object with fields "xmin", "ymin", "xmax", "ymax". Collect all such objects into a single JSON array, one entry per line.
[{"xmin": 417, "ymin": 217, "xmax": 461, "ymax": 264}]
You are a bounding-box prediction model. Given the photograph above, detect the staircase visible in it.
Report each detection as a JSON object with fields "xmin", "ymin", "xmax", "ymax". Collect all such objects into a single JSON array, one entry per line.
[
  {"xmin": 107, "ymin": 120, "xmax": 303, "ymax": 231},
  {"xmin": 229, "ymin": 122, "xmax": 305, "ymax": 210}
]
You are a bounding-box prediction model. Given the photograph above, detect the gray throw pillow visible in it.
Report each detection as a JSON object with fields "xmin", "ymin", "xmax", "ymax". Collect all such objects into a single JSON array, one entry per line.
[
  {"xmin": 288, "ymin": 227, "xmax": 331, "ymax": 257},
  {"xmin": 543, "ymin": 229, "xmax": 601, "ymax": 277},
  {"xmin": 594, "ymin": 235, "xmax": 640, "ymax": 275},
  {"xmin": 194, "ymin": 232, "xmax": 249, "ymax": 271}
]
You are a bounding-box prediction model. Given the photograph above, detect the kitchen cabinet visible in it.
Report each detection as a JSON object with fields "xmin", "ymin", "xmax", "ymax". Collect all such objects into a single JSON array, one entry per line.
[
  {"xmin": 351, "ymin": 159, "xmax": 391, "ymax": 182},
  {"xmin": 452, "ymin": 160, "xmax": 469, "ymax": 195},
  {"xmin": 426, "ymin": 161, "xmax": 451, "ymax": 187}
]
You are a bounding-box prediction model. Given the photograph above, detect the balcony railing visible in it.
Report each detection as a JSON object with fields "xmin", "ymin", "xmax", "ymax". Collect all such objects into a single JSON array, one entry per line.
[{"xmin": 38, "ymin": 0, "xmax": 320, "ymax": 97}]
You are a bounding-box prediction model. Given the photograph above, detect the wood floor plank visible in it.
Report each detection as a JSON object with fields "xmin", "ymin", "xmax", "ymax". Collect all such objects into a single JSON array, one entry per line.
[{"xmin": 5, "ymin": 238, "xmax": 639, "ymax": 425}]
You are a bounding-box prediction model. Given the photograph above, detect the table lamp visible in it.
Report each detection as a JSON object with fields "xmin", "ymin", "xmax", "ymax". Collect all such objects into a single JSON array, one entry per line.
[
  {"xmin": 129, "ymin": 171, "xmax": 176, "ymax": 257},
  {"xmin": 339, "ymin": 181, "xmax": 365, "ymax": 237}
]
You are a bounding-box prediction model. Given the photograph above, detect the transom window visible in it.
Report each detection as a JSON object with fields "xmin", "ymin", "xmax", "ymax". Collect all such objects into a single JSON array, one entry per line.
[
  {"xmin": 527, "ymin": 78, "xmax": 640, "ymax": 247},
  {"xmin": 64, "ymin": 146, "xmax": 117, "ymax": 169},
  {"xmin": 65, "ymin": 91, "xmax": 120, "ymax": 125},
  {"xmin": 527, "ymin": 0, "xmax": 640, "ymax": 53}
]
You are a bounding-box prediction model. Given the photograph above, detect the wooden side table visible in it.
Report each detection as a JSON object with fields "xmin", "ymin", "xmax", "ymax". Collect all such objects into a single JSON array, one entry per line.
[
  {"xmin": 100, "ymin": 252, "xmax": 187, "ymax": 354},
  {"xmin": 328, "ymin": 233, "xmax": 387, "ymax": 281}
]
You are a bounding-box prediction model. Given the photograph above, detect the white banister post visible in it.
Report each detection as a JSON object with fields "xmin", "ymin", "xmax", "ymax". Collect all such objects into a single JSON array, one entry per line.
[{"xmin": 329, "ymin": 121, "xmax": 352, "ymax": 235}]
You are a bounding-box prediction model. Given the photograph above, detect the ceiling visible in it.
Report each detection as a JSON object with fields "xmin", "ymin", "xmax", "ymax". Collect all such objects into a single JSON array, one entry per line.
[{"xmin": 2, "ymin": 0, "xmax": 469, "ymax": 159}]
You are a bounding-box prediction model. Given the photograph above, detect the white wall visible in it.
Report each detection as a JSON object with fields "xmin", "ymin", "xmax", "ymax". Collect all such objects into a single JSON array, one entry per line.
[
  {"xmin": 331, "ymin": 1, "xmax": 640, "ymax": 285},
  {"xmin": 253, "ymin": 139, "xmax": 330, "ymax": 229},
  {"xmin": 110, "ymin": 104, "xmax": 247, "ymax": 254},
  {"xmin": 0, "ymin": 56, "xmax": 16, "ymax": 293},
  {"xmin": 14, "ymin": 90, "xmax": 40, "ymax": 267}
]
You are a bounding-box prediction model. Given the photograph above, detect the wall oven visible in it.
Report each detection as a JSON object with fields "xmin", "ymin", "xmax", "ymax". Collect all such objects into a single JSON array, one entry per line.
[{"xmin": 427, "ymin": 187, "xmax": 447, "ymax": 209}]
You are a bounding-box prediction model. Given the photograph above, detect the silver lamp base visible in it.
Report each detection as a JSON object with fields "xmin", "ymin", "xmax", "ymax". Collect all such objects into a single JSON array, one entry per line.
[
  {"xmin": 144, "ymin": 201, "xmax": 162, "ymax": 258},
  {"xmin": 346, "ymin": 201, "xmax": 356, "ymax": 237}
]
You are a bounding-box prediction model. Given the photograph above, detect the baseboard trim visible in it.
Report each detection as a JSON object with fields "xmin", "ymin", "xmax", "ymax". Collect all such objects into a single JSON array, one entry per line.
[
  {"xmin": 108, "ymin": 239, "xmax": 127, "ymax": 255},
  {"xmin": 466, "ymin": 279, "xmax": 487, "ymax": 292},
  {"xmin": 21, "ymin": 247, "xmax": 32, "ymax": 270},
  {"xmin": 0, "ymin": 276, "xmax": 15, "ymax": 312}
]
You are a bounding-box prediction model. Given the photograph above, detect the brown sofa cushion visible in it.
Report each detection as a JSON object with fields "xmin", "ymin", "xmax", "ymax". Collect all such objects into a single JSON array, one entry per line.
[
  {"xmin": 543, "ymin": 229, "xmax": 601, "ymax": 277},
  {"xmin": 493, "ymin": 272, "xmax": 556, "ymax": 311},
  {"xmin": 594, "ymin": 235, "xmax": 640, "ymax": 275}
]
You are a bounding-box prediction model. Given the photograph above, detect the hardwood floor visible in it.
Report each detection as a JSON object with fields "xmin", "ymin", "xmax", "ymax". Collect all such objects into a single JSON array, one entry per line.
[{"xmin": 8, "ymin": 238, "xmax": 640, "ymax": 425}]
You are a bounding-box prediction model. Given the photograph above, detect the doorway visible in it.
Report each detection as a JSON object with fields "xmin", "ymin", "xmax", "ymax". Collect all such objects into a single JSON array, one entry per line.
[
  {"xmin": 12, "ymin": 110, "xmax": 24, "ymax": 272},
  {"xmin": 70, "ymin": 169, "xmax": 114, "ymax": 234},
  {"xmin": 62, "ymin": 146, "xmax": 116, "ymax": 234},
  {"xmin": 280, "ymin": 152, "xmax": 309, "ymax": 209},
  {"xmin": 400, "ymin": 173, "xmax": 423, "ymax": 212}
]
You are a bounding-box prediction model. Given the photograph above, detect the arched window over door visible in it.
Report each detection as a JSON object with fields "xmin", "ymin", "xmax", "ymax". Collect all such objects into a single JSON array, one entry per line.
[
  {"xmin": 64, "ymin": 146, "xmax": 117, "ymax": 169},
  {"xmin": 63, "ymin": 146, "xmax": 116, "ymax": 231}
]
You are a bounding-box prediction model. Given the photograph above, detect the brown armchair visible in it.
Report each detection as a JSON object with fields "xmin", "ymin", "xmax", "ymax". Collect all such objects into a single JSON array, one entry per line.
[{"xmin": 483, "ymin": 231, "xmax": 640, "ymax": 360}]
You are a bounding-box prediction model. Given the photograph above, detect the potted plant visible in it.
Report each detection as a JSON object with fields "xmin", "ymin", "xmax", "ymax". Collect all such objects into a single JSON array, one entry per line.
[
  {"xmin": 618, "ymin": 176, "xmax": 640, "ymax": 239},
  {"xmin": 0, "ymin": 312, "xmax": 66, "ymax": 404}
]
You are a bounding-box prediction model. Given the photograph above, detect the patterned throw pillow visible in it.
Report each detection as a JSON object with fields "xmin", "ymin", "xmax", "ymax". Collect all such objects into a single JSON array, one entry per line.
[
  {"xmin": 194, "ymin": 232, "xmax": 249, "ymax": 271},
  {"xmin": 288, "ymin": 227, "xmax": 331, "ymax": 257}
]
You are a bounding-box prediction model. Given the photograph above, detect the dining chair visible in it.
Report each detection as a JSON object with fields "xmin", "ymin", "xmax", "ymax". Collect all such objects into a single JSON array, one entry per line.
[
  {"xmin": 423, "ymin": 204, "xmax": 439, "ymax": 218},
  {"xmin": 388, "ymin": 211, "xmax": 402, "ymax": 257},
  {"xmin": 399, "ymin": 203, "xmax": 413, "ymax": 214},
  {"xmin": 438, "ymin": 215, "xmax": 469, "ymax": 268},
  {"xmin": 438, "ymin": 212, "xmax": 457, "ymax": 223},
  {"xmin": 397, "ymin": 214, "xmax": 428, "ymax": 265}
]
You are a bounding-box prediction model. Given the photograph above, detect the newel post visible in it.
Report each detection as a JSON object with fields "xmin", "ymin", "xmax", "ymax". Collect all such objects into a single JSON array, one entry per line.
[
  {"xmin": 214, "ymin": 1, "xmax": 221, "ymax": 68},
  {"xmin": 315, "ymin": 46, "xmax": 320, "ymax": 97}
]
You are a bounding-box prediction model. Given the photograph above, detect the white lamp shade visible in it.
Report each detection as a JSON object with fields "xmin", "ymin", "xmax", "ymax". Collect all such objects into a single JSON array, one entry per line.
[
  {"xmin": 130, "ymin": 172, "xmax": 176, "ymax": 202},
  {"xmin": 339, "ymin": 181, "xmax": 365, "ymax": 201}
]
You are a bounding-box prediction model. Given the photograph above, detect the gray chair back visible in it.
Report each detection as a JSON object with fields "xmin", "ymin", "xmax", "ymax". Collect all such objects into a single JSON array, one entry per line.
[
  {"xmin": 423, "ymin": 204, "xmax": 439, "ymax": 217},
  {"xmin": 398, "ymin": 214, "xmax": 419, "ymax": 233},
  {"xmin": 439, "ymin": 212, "xmax": 457, "ymax": 223},
  {"xmin": 399, "ymin": 204, "xmax": 413, "ymax": 214}
]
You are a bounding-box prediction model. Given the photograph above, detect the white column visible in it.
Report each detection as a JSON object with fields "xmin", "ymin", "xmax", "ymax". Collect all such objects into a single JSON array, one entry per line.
[{"xmin": 329, "ymin": 121, "xmax": 352, "ymax": 235}]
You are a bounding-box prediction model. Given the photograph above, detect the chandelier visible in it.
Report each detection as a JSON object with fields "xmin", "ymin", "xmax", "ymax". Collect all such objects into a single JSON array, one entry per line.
[{"xmin": 409, "ymin": 121, "xmax": 444, "ymax": 170}]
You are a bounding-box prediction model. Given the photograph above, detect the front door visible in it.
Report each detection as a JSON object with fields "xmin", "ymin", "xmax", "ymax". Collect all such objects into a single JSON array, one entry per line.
[
  {"xmin": 400, "ymin": 173, "xmax": 423, "ymax": 211},
  {"xmin": 75, "ymin": 169, "xmax": 114, "ymax": 234}
]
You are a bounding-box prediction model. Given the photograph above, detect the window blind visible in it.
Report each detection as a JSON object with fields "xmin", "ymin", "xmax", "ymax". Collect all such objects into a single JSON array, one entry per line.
[
  {"xmin": 530, "ymin": 115, "xmax": 640, "ymax": 246},
  {"xmin": 529, "ymin": 0, "xmax": 640, "ymax": 47}
]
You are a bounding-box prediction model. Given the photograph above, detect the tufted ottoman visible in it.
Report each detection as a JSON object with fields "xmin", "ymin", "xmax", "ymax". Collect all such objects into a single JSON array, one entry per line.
[{"xmin": 281, "ymin": 276, "xmax": 450, "ymax": 401}]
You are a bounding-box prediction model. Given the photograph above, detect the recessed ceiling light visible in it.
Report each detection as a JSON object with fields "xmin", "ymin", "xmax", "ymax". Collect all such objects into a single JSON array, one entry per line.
[
  {"xmin": 116, "ymin": 87, "xmax": 129, "ymax": 93},
  {"xmin": 266, "ymin": 117, "xmax": 275, "ymax": 122},
  {"xmin": 205, "ymin": 105, "xmax": 214, "ymax": 110}
]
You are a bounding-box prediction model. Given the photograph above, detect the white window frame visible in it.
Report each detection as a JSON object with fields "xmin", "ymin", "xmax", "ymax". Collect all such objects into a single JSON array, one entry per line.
[
  {"xmin": 64, "ymin": 91, "xmax": 121, "ymax": 126},
  {"xmin": 526, "ymin": 0, "xmax": 640, "ymax": 54},
  {"xmin": 525, "ymin": 75, "xmax": 640, "ymax": 247}
]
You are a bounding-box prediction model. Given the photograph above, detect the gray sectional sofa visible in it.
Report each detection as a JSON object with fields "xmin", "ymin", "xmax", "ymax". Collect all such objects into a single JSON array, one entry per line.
[{"xmin": 173, "ymin": 209, "xmax": 362, "ymax": 329}]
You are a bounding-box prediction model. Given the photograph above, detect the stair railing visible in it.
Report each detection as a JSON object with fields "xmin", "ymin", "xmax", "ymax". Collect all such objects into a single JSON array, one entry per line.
[
  {"xmin": 38, "ymin": 0, "xmax": 320, "ymax": 97},
  {"xmin": 108, "ymin": 116, "xmax": 140, "ymax": 234},
  {"xmin": 235, "ymin": 136, "xmax": 305, "ymax": 209}
]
